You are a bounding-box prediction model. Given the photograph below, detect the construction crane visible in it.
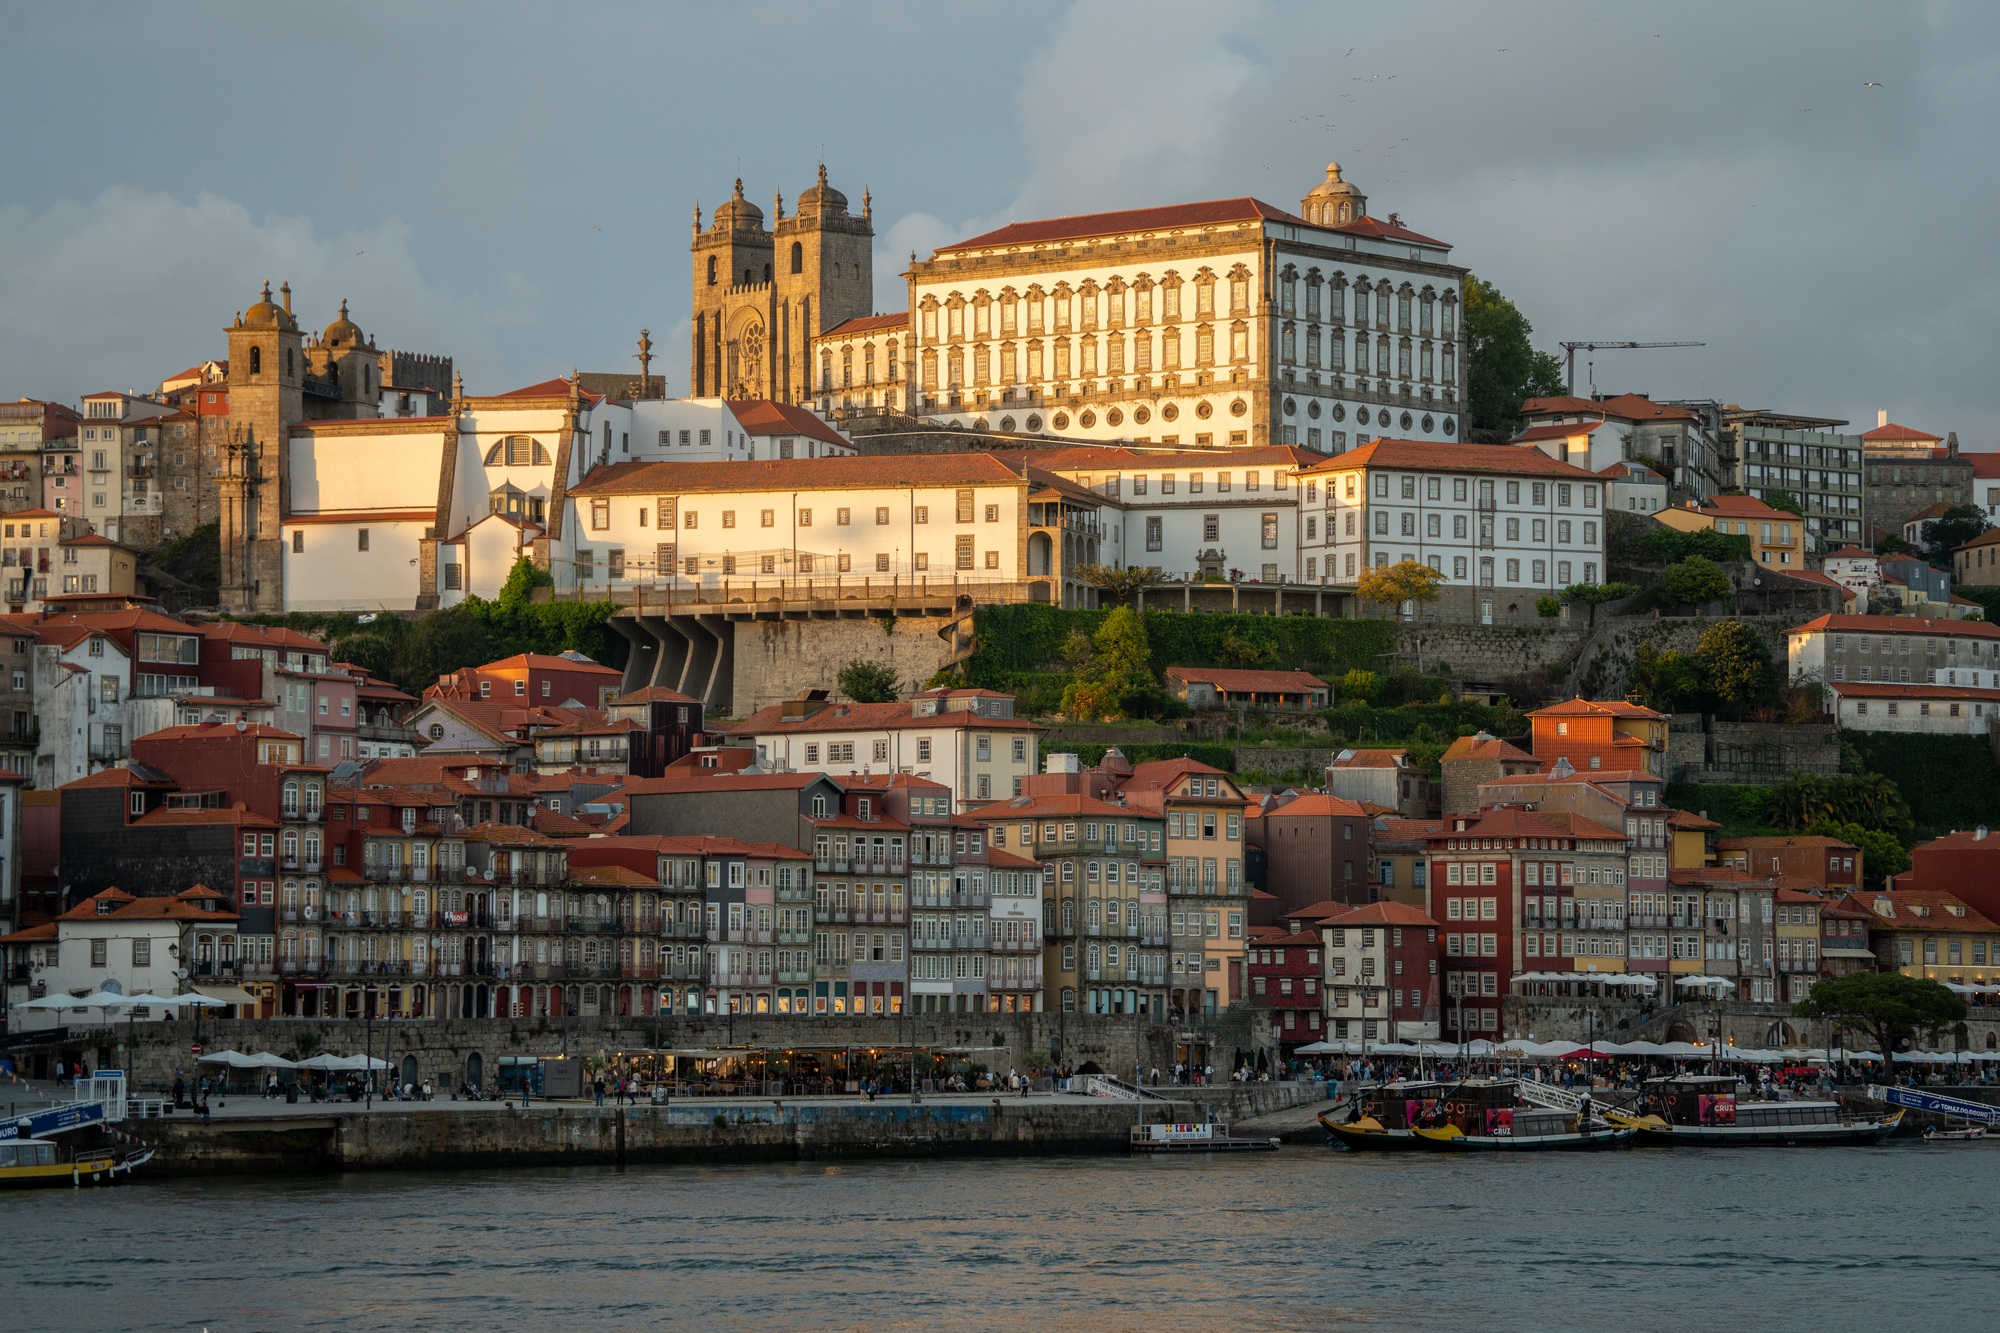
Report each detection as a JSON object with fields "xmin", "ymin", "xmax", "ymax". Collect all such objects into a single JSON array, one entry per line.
[{"xmin": 1558, "ymin": 341, "xmax": 1705, "ymax": 395}]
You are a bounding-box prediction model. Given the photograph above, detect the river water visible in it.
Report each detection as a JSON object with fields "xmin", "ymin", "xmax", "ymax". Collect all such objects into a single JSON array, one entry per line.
[{"xmin": 3, "ymin": 1143, "xmax": 1986, "ymax": 1332}]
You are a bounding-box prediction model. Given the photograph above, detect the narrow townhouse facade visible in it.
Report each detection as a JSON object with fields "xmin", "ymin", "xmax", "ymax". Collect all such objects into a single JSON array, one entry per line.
[
  {"xmin": 1247, "ymin": 927, "xmax": 1324, "ymax": 1051},
  {"xmin": 1314, "ymin": 900, "xmax": 1441, "ymax": 1042}
]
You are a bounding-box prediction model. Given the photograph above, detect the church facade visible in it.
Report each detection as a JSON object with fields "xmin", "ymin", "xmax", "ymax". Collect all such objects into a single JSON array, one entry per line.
[{"xmin": 687, "ymin": 167, "xmax": 875, "ymax": 404}]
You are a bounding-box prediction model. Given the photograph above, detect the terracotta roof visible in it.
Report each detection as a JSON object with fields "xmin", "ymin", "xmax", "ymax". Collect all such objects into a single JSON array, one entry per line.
[
  {"xmin": 1511, "ymin": 421, "xmax": 1609, "ymax": 444},
  {"xmin": 616, "ymin": 771, "xmax": 834, "ymax": 795},
  {"xmin": 1326, "ymin": 213, "xmax": 1451, "ymax": 247},
  {"xmin": 567, "ymin": 833, "xmax": 809, "ymax": 860},
  {"xmin": 1789, "ymin": 614, "xmax": 2000, "ymax": 640},
  {"xmin": 492, "ymin": 377, "xmax": 605, "ymax": 404},
  {"xmin": 1164, "ymin": 666, "xmax": 1327, "ymax": 692},
  {"xmin": 1962, "ymin": 452, "xmax": 2000, "ymax": 479},
  {"xmin": 936, "ymin": 197, "xmax": 1309, "ymax": 252},
  {"xmin": 1698, "ymin": 495, "xmax": 1796, "ymax": 520},
  {"xmin": 1328, "ymin": 747, "xmax": 1408, "ymax": 769},
  {"xmin": 1862, "ymin": 889, "xmax": 1995, "ymax": 931},
  {"xmin": 1532, "ymin": 811, "xmax": 1633, "ymax": 842},
  {"xmin": 725, "ymin": 400, "xmax": 851, "ymax": 448},
  {"xmin": 1954, "ymin": 528, "xmax": 2000, "ymax": 552},
  {"xmin": 1320, "ymin": 900, "xmax": 1441, "ymax": 929},
  {"xmin": 1296, "ymin": 438, "xmax": 1602, "ymax": 480},
  {"xmin": 1778, "ymin": 568, "xmax": 1850, "ymax": 595},
  {"xmin": 1115, "ymin": 757, "xmax": 1232, "ymax": 792},
  {"xmin": 984, "ymin": 443, "xmax": 1325, "ymax": 473},
  {"xmin": 1427, "ymin": 808, "xmax": 1578, "ymax": 842},
  {"xmin": 1520, "ymin": 394, "xmax": 1700, "ymax": 424},
  {"xmin": 1374, "ymin": 816, "xmax": 1444, "ymax": 840},
  {"xmin": 1262, "ymin": 793, "xmax": 1369, "ymax": 819},
  {"xmin": 58, "ymin": 887, "xmax": 241, "ymax": 922},
  {"xmin": 1440, "ymin": 734, "xmax": 1535, "ymax": 764},
  {"xmin": 1668, "ymin": 809, "xmax": 1723, "ymax": 831},
  {"xmin": 1827, "ymin": 682, "xmax": 2000, "ymax": 702},
  {"xmin": 1824, "ymin": 546, "xmax": 1877, "ymax": 561},
  {"xmin": 817, "ymin": 312, "xmax": 910, "ymax": 337},
  {"xmin": 569, "ymin": 451, "xmax": 1029, "ymax": 497},
  {"xmin": 0, "ymin": 922, "xmax": 57, "ymax": 944},
  {"xmin": 977, "ymin": 792, "xmax": 1154, "ymax": 821},
  {"xmin": 60, "ymin": 766, "xmax": 175, "ymax": 790},
  {"xmin": 1861, "ymin": 421, "xmax": 1942, "ymax": 443},
  {"xmin": 569, "ymin": 864, "xmax": 659, "ymax": 889},
  {"xmin": 1529, "ymin": 697, "xmax": 1667, "ymax": 720}
]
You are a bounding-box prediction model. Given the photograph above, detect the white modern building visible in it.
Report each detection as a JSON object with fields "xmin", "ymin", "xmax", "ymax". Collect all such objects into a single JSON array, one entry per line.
[
  {"xmin": 0, "ymin": 887, "xmax": 239, "ymax": 1034},
  {"xmin": 1786, "ymin": 613, "xmax": 2000, "ymax": 689}
]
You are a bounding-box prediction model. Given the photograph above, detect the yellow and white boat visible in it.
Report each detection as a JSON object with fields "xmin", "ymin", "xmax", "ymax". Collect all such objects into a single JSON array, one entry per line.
[{"xmin": 0, "ymin": 1136, "xmax": 153, "ymax": 1189}]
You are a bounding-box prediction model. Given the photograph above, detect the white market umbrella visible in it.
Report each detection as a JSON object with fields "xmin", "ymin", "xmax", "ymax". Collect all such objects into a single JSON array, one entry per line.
[
  {"xmin": 292, "ymin": 1053, "xmax": 351, "ymax": 1071},
  {"xmin": 197, "ymin": 1050, "xmax": 260, "ymax": 1069},
  {"xmin": 245, "ymin": 1052, "xmax": 297, "ymax": 1069},
  {"xmin": 16, "ymin": 993, "xmax": 91, "ymax": 1011}
]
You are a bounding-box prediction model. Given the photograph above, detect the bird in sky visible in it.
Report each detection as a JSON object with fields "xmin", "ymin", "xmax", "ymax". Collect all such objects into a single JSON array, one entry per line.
[
  {"xmin": 1863, "ymin": 81, "xmax": 1882, "ymax": 88},
  {"xmin": 1343, "ymin": 47, "xmax": 1354, "ymax": 56},
  {"xmin": 1802, "ymin": 107, "xmax": 1813, "ymax": 112}
]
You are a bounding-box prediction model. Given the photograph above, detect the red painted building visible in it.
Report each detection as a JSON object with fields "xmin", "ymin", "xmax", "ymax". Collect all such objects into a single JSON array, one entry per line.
[
  {"xmin": 1899, "ymin": 827, "xmax": 2000, "ymax": 922},
  {"xmin": 1246, "ymin": 927, "xmax": 1325, "ymax": 1050},
  {"xmin": 428, "ymin": 652, "xmax": 624, "ymax": 709}
]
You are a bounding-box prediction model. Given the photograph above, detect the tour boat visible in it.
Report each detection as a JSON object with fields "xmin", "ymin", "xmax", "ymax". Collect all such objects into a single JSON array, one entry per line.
[
  {"xmin": 1319, "ymin": 1079, "xmax": 1451, "ymax": 1152},
  {"xmin": 1604, "ymin": 1076, "xmax": 1903, "ymax": 1146},
  {"xmin": 1411, "ymin": 1107, "xmax": 1634, "ymax": 1153},
  {"xmin": 0, "ymin": 1136, "xmax": 153, "ymax": 1189}
]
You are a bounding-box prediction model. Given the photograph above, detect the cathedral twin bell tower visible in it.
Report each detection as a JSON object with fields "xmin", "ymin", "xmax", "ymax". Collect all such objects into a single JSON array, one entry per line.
[{"xmin": 688, "ymin": 166, "xmax": 874, "ymax": 404}]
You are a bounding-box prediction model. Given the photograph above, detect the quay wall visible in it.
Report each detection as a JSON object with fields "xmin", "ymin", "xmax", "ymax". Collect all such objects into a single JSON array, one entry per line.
[
  {"xmin": 20, "ymin": 1010, "xmax": 1274, "ymax": 1092},
  {"xmin": 1505, "ymin": 997, "xmax": 2000, "ymax": 1051},
  {"xmin": 135, "ymin": 1083, "xmax": 1315, "ymax": 1178}
]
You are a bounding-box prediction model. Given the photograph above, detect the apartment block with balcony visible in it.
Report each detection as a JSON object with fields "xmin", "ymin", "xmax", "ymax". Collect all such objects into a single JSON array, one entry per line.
[{"xmin": 978, "ymin": 792, "xmax": 1167, "ymax": 1018}]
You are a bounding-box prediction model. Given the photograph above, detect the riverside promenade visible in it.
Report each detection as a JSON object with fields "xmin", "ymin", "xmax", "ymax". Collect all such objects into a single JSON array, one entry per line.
[{"xmin": 87, "ymin": 1081, "xmax": 1320, "ymax": 1177}]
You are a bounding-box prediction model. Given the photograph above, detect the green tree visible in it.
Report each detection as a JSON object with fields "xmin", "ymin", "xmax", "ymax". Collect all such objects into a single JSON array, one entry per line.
[
  {"xmin": 1800, "ymin": 819, "xmax": 1910, "ymax": 891},
  {"xmin": 1073, "ymin": 563, "xmax": 1161, "ymax": 605},
  {"xmin": 327, "ymin": 631, "xmax": 400, "ymax": 682},
  {"xmin": 1761, "ymin": 488, "xmax": 1806, "ymax": 517},
  {"xmin": 497, "ymin": 555, "xmax": 553, "ymax": 611},
  {"xmin": 838, "ymin": 659, "xmax": 900, "ymax": 703},
  {"xmin": 1338, "ymin": 668, "xmax": 1383, "ymax": 704},
  {"xmin": 1875, "ymin": 532, "xmax": 1916, "ymax": 557},
  {"xmin": 1921, "ymin": 504, "xmax": 1990, "ymax": 567},
  {"xmin": 1355, "ymin": 559, "xmax": 1447, "ymax": 611},
  {"xmin": 1628, "ymin": 640, "xmax": 1702, "ymax": 713},
  {"xmin": 399, "ymin": 606, "xmax": 494, "ymax": 694},
  {"xmin": 1793, "ymin": 972, "xmax": 1966, "ymax": 1080},
  {"xmin": 1662, "ymin": 555, "xmax": 1732, "ymax": 608},
  {"xmin": 1463, "ymin": 274, "xmax": 1567, "ymax": 438},
  {"xmin": 1763, "ymin": 773, "xmax": 1915, "ymax": 847},
  {"xmin": 1059, "ymin": 605, "xmax": 1156, "ymax": 721},
  {"xmin": 1694, "ymin": 620, "xmax": 1773, "ymax": 710}
]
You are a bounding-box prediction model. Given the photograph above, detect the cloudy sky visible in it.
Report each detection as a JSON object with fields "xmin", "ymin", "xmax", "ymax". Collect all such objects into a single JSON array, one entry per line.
[{"xmin": 3, "ymin": 0, "xmax": 1993, "ymax": 439}]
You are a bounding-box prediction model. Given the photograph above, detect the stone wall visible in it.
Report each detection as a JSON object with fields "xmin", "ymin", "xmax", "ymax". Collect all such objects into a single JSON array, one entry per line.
[
  {"xmin": 1666, "ymin": 713, "xmax": 1842, "ymax": 785},
  {"xmin": 1503, "ymin": 996, "xmax": 2000, "ymax": 1049},
  {"xmin": 1394, "ymin": 619, "xmax": 1590, "ymax": 684},
  {"xmin": 27, "ymin": 1009, "xmax": 1275, "ymax": 1092},
  {"xmin": 1566, "ymin": 612, "xmax": 1798, "ymax": 702},
  {"xmin": 729, "ymin": 614, "xmax": 960, "ymax": 717}
]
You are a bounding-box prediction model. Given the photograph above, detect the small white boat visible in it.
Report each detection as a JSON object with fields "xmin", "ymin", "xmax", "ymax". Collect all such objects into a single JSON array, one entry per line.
[
  {"xmin": 1922, "ymin": 1122, "xmax": 1988, "ymax": 1142},
  {"xmin": 1130, "ymin": 1122, "xmax": 1279, "ymax": 1153}
]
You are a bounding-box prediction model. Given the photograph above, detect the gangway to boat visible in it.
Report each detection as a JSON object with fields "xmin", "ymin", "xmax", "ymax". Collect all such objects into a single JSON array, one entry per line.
[
  {"xmin": 1071, "ymin": 1074, "xmax": 1172, "ymax": 1101},
  {"xmin": 1872, "ymin": 1085, "xmax": 2000, "ymax": 1124},
  {"xmin": 0, "ymin": 1071, "xmax": 128, "ymax": 1141}
]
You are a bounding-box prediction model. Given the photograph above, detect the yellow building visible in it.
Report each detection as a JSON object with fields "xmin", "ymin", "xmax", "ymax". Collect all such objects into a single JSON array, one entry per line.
[
  {"xmin": 1667, "ymin": 808, "xmax": 1719, "ymax": 870},
  {"xmin": 1861, "ymin": 889, "xmax": 2000, "ymax": 983},
  {"xmin": 1657, "ymin": 494, "xmax": 1805, "ymax": 568},
  {"xmin": 1116, "ymin": 758, "xmax": 1252, "ymax": 1012}
]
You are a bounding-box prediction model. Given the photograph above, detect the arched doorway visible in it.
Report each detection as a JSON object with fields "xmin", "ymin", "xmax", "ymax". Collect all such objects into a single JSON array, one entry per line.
[
  {"xmin": 401, "ymin": 1054, "xmax": 419, "ymax": 1090},
  {"xmin": 465, "ymin": 1052, "xmax": 484, "ymax": 1088},
  {"xmin": 1027, "ymin": 531, "xmax": 1053, "ymax": 576},
  {"xmin": 1665, "ymin": 1020, "xmax": 1700, "ymax": 1044}
]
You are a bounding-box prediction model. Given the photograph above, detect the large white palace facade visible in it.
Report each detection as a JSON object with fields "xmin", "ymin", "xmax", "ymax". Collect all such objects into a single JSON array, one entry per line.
[{"xmin": 808, "ymin": 163, "xmax": 1468, "ymax": 453}]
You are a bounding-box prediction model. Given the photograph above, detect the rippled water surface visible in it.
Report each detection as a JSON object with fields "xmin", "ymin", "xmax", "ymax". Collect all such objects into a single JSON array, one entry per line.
[{"xmin": 2, "ymin": 1143, "xmax": 1988, "ymax": 1331}]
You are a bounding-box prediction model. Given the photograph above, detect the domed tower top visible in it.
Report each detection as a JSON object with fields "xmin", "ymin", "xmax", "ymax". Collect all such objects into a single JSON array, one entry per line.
[
  {"xmin": 795, "ymin": 163, "xmax": 848, "ymax": 216},
  {"xmin": 322, "ymin": 298, "xmax": 366, "ymax": 349},
  {"xmin": 1302, "ymin": 162, "xmax": 1367, "ymax": 227},
  {"xmin": 711, "ymin": 178, "xmax": 766, "ymax": 232},
  {"xmin": 238, "ymin": 279, "xmax": 297, "ymax": 332}
]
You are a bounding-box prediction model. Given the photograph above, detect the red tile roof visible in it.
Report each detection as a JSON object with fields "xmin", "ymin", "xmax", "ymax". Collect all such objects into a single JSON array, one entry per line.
[
  {"xmin": 1440, "ymin": 734, "xmax": 1536, "ymax": 763},
  {"xmin": 1789, "ymin": 613, "xmax": 2000, "ymax": 640},
  {"xmin": 937, "ymin": 197, "xmax": 1309, "ymax": 252},
  {"xmin": 570, "ymin": 451, "xmax": 1030, "ymax": 496},
  {"xmin": 1861, "ymin": 422, "xmax": 1942, "ymax": 443},
  {"xmin": 1954, "ymin": 528, "xmax": 2000, "ymax": 552},
  {"xmin": 1262, "ymin": 793, "xmax": 1369, "ymax": 819},
  {"xmin": 1529, "ymin": 697, "xmax": 1667, "ymax": 720},
  {"xmin": 729, "ymin": 700, "xmax": 1037, "ymax": 736},
  {"xmin": 1962, "ymin": 452, "xmax": 2000, "ymax": 479},
  {"xmin": 1328, "ymin": 747, "xmax": 1409, "ymax": 769},
  {"xmin": 1511, "ymin": 421, "xmax": 1610, "ymax": 444},
  {"xmin": 976, "ymin": 793, "xmax": 1153, "ymax": 821},
  {"xmin": 1827, "ymin": 682, "xmax": 2000, "ymax": 702},
  {"xmin": 1862, "ymin": 889, "xmax": 1995, "ymax": 931},
  {"xmin": 818, "ymin": 312, "xmax": 909, "ymax": 337},
  {"xmin": 725, "ymin": 400, "xmax": 851, "ymax": 449},
  {"xmin": 1326, "ymin": 213, "xmax": 1450, "ymax": 247},
  {"xmin": 1321, "ymin": 900, "xmax": 1441, "ymax": 929},
  {"xmin": 491, "ymin": 377, "xmax": 605, "ymax": 404},
  {"xmin": 1296, "ymin": 438, "xmax": 1602, "ymax": 480},
  {"xmin": 1164, "ymin": 666, "xmax": 1327, "ymax": 693}
]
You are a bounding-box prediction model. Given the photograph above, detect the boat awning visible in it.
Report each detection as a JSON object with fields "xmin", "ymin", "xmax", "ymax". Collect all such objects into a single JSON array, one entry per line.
[{"xmin": 193, "ymin": 983, "xmax": 259, "ymax": 1006}]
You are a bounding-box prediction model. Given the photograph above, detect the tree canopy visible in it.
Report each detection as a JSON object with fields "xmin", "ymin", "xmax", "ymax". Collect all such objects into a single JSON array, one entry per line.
[
  {"xmin": 1921, "ymin": 504, "xmax": 1990, "ymax": 567},
  {"xmin": 1662, "ymin": 555, "xmax": 1732, "ymax": 608},
  {"xmin": 1356, "ymin": 559, "xmax": 1447, "ymax": 610},
  {"xmin": 1059, "ymin": 605, "xmax": 1159, "ymax": 721},
  {"xmin": 1072, "ymin": 564, "xmax": 1162, "ymax": 605},
  {"xmin": 1760, "ymin": 488, "xmax": 1806, "ymax": 517},
  {"xmin": 1764, "ymin": 772, "xmax": 1916, "ymax": 847},
  {"xmin": 1793, "ymin": 972, "xmax": 1965, "ymax": 1077},
  {"xmin": 1693, "ymin": 620, "xmax": 1773, "ymax": 708},
  {"xmin": 1463, "ymin": 275, "xmax": 1567, "ymax": 439},
  {"xmin": 838, "ymin": 658, "xmax": 900, "ymax": 703}
]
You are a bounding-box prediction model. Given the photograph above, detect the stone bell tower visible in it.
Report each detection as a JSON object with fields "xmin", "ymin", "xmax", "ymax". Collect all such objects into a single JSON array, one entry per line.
[{"xmin": 221, "ymin": 280, "xmax": 303, "ymax": 612}]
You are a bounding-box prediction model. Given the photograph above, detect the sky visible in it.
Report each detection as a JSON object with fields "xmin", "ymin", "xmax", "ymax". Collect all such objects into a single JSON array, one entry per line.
[{"xmin": 2, "ymin": 0, "xmax": 1995, "ymax": 440}]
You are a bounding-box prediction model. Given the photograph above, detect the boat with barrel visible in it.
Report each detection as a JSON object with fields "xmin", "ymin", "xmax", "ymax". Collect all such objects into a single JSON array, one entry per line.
[
  {"xmin": 1408, "ymin": 1079, "xmax": 1633, "ymax": 1153},
  {"xmin": 1603, "ymin": 1075, "xmax": 1902, "ymax": 1146},
  {"xmin": 1318, "ymin": 1079, "xmax": 1450, "ymax": 1152}
]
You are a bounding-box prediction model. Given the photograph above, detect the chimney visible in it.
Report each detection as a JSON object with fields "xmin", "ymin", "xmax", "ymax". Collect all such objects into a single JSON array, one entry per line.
[
  {"xmin": 1878, "ymin": 409, "xmax": 1888, "ymax": 429},
  {"xmin": 1948, "ymin": 431, "xmax": 1959, "ymax": 457}
]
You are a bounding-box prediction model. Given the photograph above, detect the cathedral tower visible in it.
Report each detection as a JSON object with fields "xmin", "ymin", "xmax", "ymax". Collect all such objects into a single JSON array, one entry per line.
[
  {"xmin": 689, "ymin": 167, "xmax": 873, "ymax": 402},
  {"xmin": 221, "ymin": 280, "xmax": 303, "ymax": 612}
]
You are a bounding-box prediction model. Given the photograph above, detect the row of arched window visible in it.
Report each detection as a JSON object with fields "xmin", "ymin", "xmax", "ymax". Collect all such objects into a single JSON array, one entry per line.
[{"xmin": 914, "ymin": 324, "xmax": 1252, "ymax": 391}]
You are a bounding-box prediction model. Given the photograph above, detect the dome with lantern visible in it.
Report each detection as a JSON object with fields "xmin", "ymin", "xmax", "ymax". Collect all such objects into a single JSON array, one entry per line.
[
  {"xmin": 711, "ymin": 178, "xmax": 766, "ymax": 232},
  {"xmin": 321, "ymin": 298, "xmax": 367, "ymax": 349},
  {"xmin": 1301, "ymin": 163, "xmax": 1368, "ymax": 227}
]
